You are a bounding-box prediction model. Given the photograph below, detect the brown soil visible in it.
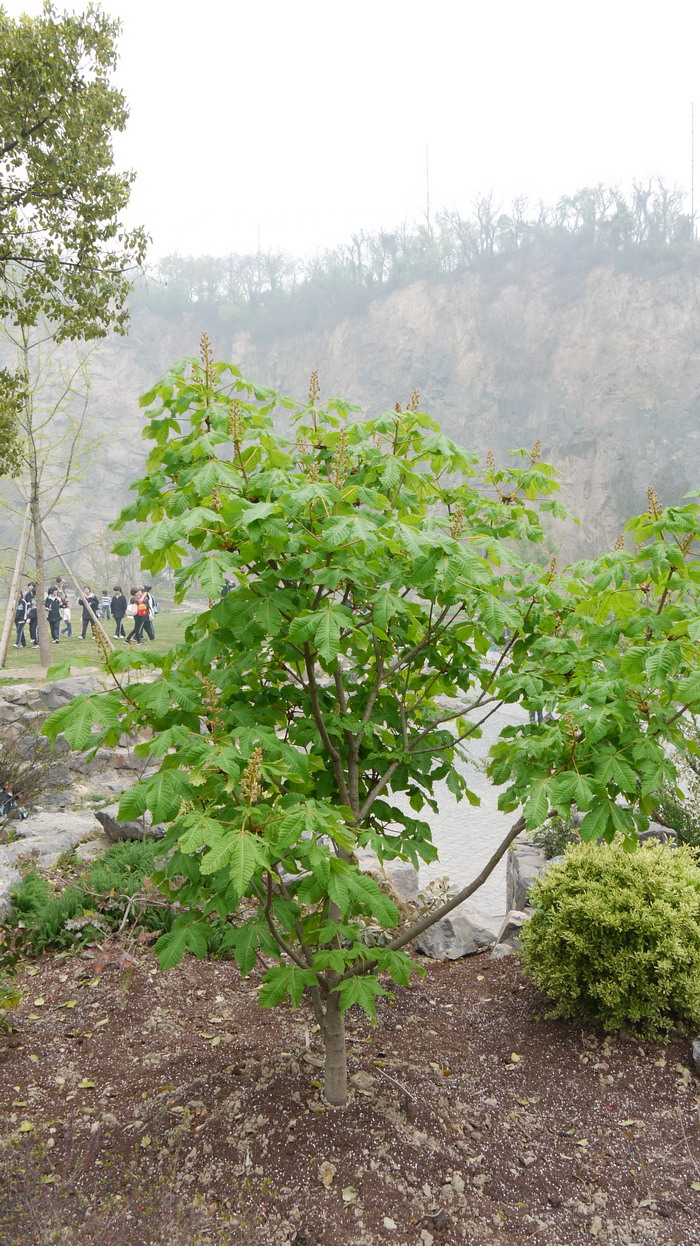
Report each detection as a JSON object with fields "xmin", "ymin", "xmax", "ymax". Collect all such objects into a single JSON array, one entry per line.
[{"xmin": 0, "ymin": 948, "xmax": 698, "ymax": 1246}]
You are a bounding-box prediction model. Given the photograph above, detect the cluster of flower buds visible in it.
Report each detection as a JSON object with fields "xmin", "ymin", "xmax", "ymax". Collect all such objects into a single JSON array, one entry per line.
[{"xmin": 240, "ymin": 746, "xmax": 264, "ymax": 804}]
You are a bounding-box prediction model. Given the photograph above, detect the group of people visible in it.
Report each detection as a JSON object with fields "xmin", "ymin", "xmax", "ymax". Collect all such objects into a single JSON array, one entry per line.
[{"xmin": 13, "ymin": 580, "xmax": 159, "ymax": 648}]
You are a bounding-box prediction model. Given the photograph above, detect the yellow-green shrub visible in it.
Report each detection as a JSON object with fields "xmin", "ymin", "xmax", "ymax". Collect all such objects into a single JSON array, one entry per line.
[{"xmin": 521, "ymin": 841, "xmax": 700, "ymax": 1038}]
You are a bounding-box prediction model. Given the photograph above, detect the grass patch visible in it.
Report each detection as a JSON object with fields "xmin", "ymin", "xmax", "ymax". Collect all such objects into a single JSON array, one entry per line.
[{"xmin": 0, "ymin": 609, "xmax": 189, "ymax": 676}]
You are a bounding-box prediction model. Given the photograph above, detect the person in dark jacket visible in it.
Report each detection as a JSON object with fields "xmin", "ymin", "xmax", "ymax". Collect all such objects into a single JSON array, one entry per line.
[
  {"xmin": 45, "ymin": 587, "xmax": 62, "ymax": 643},
  {"xmin": 78, "ymin": 586, "xmax": 100, "ymax": 639},
  {"xmin": 13, "ymin": 591, "xmax": 27, "ymax": 647},
  {"xmin": 111, "ymin": 586, "xmax": 128, "ymax": 638},
  {"xmin": 26, "ymin": 591, "xmax": 38, "ymax": 645}
]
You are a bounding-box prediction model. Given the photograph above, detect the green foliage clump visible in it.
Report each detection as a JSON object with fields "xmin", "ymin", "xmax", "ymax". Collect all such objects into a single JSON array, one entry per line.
[
  {"xmin": 521, "ymin": 841, "xmax": 700, "ymax": 1038},
  {"xmin": 526, "ymin": 814, "xmax": 580, "ymax": 859},
  {"xmin": 5, "ymin": 841, "xmax": 179, "ymax": 956}
]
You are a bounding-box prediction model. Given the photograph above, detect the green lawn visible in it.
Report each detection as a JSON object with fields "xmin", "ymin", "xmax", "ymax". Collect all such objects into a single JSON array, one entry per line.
[{"xmin": 0, "ymin": 609, "xmax": 189, "ymax": 678}]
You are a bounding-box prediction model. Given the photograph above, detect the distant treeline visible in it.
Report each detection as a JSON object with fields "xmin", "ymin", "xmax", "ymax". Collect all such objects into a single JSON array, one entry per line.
[{"xmin": 133, "ymin": 181, "xmax": 696, "ymax": 342}]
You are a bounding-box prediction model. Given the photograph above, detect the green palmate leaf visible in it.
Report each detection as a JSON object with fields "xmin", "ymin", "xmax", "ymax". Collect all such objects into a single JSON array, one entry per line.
[
  {"xmin": 229, "ymin": 831, "xmax": 266, "ymax": 893},
  {"xmin": 200, "ymin": 836, "xmax": 236, "ymax": 875},
  {"xmin": 142, "ymin": 769, "xmax": 191, "ymax": 821},
  {"xmin": 349, "ymin": 873, "xmax": 398, "ymax": 928},
  {"xmin": 177, "ymin": 814, "xmax": 226, "ymax": 853},
  {"xmin": 42, "ymin": 695, "xmax": 117, "ymax": 752},
  {"xmin": 223, "ymin": 924, "xmax": 263, "ymax": 975},
  {"xmin": 314, "ymin": 611, "xmax": 342, "ymax": 664},
  {"xmin": 259, "ymin": 965, "xmax": 315, "ymax": 1009},
  {"xmin": 154, "ymin": 924, "xmax": 189, "ymax": 970},
  {"xmin": 523, "ymin": 780, "xmax": 551, "ymax": 830},
  {"xmin": 193, "ymin": 552, "xmax": 235, "ymax": 597},
  {"xmin": 579, "ymin": 802, "xmax": 615, "ymax": 843},
  {"xmin": 334, "ymin": 975, "xmax": 389, "ymax": 1020},
  {"xmin": 677, "ymin": 671, "xmax": 700, "ymax": 707}
]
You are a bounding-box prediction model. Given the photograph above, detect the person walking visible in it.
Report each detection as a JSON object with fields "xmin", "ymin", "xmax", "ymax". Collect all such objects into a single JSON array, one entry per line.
[
  {"xmin": 78, "ymin": 586, "xmax": 100, "ymax": 640},
  {"xmin": 61, "ymin": 601, "xmax": 72, "ymax": 638},
  {"xmin": 141, "ymin": 585, "xmax": 157, "ymax": 642},
  {"xmin": 26, "ymin": 590, "xmax": 38, "ymax": 646},
  {"xmin": 111, "ymin": 585, "xmax": 127, "ymax": 638},
  {"xmin": 13, "ymin": 591, "xmax": 27, "ymax": 647},
  {"xmin": 45, "ymin": 587, "xmax": 62, "ymax": 643},
  {"xmin": 125, "ymin": 589, "xmax": 146, "ymax": 645},
  {"xmin": 100, "ymin": 589, "xmax": 111, "ymax": 620}
]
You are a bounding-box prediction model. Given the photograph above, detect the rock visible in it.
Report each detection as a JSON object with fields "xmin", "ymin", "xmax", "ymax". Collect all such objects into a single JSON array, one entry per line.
[
  {"xmin": 414, "ymin": 905, "xmax": 500, "ymax": 960},
  {"xmin": 95, "ymin": 804, "xmax": 165, "ymax": 842},
  {"xmin": 0, "ymin": 810, "xmax": 101, "ymax": 874},
  {"xmin": 507, "ymin": 843, "xmax": 547, "ymax": 911},
  {"xmin": 69, "ymin": 748, "xmax": 119, "ymax": 776},
  {"xmin": 0, "ymin": 863, "xmax": 22, "ymax": 919},
  {"xmin": 40, "ymin": 675, "xmax": 104, "ymax": 711},
  {"xmin": 637, "ymin": 821, "xmax": 678, "ymax": 846},
  {"xmin": 0, "ymin": 683, "xmax": 45, "ymax": 709},
  {"xmin": 74, "ymin": 833, "xmax": 112, "ymax": 862},
  {"xmin": 692, "ymin": 1038, "xmax": 700, "ymax": 1077},
  {"xmin": 491, "ymin": 909, "xmax": 530, "ymax": 959}
]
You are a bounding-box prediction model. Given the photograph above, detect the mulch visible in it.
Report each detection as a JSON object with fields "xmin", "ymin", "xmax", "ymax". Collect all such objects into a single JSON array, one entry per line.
[{"xmin": 0, "ymin": 947, "xmax": 698, "ymax": 1246}]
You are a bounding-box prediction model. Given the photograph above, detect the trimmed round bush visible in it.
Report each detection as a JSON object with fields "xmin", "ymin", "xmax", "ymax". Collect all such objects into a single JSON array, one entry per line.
[{"xmin": 521, "ymin": 840, "xmax": 700, "ymax": 1038}]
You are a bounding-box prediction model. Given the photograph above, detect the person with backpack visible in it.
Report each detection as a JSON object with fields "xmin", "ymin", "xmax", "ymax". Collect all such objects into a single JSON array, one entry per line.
[
  {"xmin": 13, "ymin": 591, "xmax": 27, "ymax": 647},
  {"xmin": 141, "ymin": 585, "xmax": 158, "ymax": 641},
  {"xmin": 111, "ymin": 586, "xmax": 128, "ymax": 638},
  {"xmin": 125, "ymin": 589, "xmax": 147, "ymax": 645}
]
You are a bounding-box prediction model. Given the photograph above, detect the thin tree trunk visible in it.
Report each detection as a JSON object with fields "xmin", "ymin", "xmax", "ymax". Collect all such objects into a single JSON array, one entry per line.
[
  {"xmin": 0, "ymin": 500, "xmax": 31, "ymax": 667},
  {"xmin": 321, "ymin": 990, "xmax": 348, "ymax": 1107},
  {"xmin": 30, "ymin": 487, "xmax": 51, "ymax": 668}
]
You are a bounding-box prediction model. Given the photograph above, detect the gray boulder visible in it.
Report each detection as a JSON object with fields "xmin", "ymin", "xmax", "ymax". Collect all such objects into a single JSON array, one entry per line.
[
  {"xmin": 507, "ymin": 844, "xmax": 547, "ymax": 912},
  {"xmin": 0, "ymin": 810, "xmax": 101, "ymax": 877},
  {"xmin": 491, "ymin": 909, "xmax": 530, "ymax": 959},
  {"xmin": 40, "ymin": 675, "xmax": 104, "ymax": 711},
  {"xmin": 692, "ymin": 1038, "xmax": 700, "ymax": 1078},
  {"xmin": 414, "ymin": 905, "xmax": 501, "ymax": 960},
  {"xmin": 0, "ymin": 863, "xmax": 22, "ymax": 919},
  {"xmin": 637, "ymin": 821, "xmax": 678, "ymax": 846},
  {"xmin": 95, "ymin": 804, "xmax": 165, "ymax": 843}
]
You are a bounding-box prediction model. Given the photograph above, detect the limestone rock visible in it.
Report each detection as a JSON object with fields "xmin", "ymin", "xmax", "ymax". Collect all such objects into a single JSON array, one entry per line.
[
  {"xmin": 40, "ymin": 675, "xmax": 104, "ymax": 711},
  {"xmin": 692, "ymin": 1038, "xmax": 700, "ymax": 1077},
  {"xmin": 491, "ymin": 909, "xmax": 530, "ymax": 959},
  {"xmin": 0, "ymin": 863, "xmax": 22, "ymax": 919},
  {"xmin": 95, "ymin": 804, "xmax": 165, "ymax": 842},
  {"xmin": 0, "ymin": 810, "xmax": 100, "ymax": 875},
  {"xmin": 414, "ymin": 905, "xmax": 500, "ymax": 960},
  {"xmin": 507, "ymin": 844, "xmax": 547, "ymax": 911}
]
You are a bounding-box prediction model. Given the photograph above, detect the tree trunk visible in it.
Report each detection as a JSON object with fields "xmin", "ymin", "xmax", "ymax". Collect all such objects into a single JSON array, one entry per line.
[
  {"xmin": 321, "ymin": 990, "xmax": 348, "ymax": 1107},
  {"xmin": 0, "ymin": 500, "xmax": 31, "ymax": 667},
  {"xmin": 30, "ymin": 487, "xmax": 51, "ymax": 668}
]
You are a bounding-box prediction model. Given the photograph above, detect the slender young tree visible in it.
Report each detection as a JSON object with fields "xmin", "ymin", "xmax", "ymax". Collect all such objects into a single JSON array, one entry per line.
[
  {"xmin": 0, "ymin": 3, "xmax": 146, "ymax": 340},
  {"xmin": 45, "ymin": 349, "xmax": 700, "ymax": 1106},
  {"xmin": 1, "ymin": 326, "xmax": 99, "ymax": 664}
]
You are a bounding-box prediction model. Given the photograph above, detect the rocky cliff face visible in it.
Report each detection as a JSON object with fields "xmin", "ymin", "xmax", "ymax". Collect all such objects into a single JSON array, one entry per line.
[
  {"xmin": 231, "ymin": 257, "xmax": 700, "ymax": 556},
  {"xmin": 4, "ymin": 256, "xmax": 698, "ymax": 570}
]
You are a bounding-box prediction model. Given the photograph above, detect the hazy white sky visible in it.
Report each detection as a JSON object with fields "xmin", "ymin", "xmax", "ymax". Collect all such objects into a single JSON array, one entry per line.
[{"xmin": 7, "ymin": 0, "xmax": 700, "ymax": 260}]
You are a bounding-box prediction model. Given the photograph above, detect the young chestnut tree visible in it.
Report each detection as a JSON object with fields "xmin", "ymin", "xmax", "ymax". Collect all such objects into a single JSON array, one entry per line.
[{"xmin": 44, "ymin": 344, "xmax": 700, "ymax": 1106}]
